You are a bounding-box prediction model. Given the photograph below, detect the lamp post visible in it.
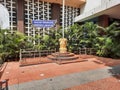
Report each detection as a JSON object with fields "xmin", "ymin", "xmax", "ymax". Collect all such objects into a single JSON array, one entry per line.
[{"xmin": 4, "ymin": 31, "xmax": 7, "ymax": 44}]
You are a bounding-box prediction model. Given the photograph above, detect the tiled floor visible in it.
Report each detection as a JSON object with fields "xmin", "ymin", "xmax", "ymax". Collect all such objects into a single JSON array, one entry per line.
[{"xmin": 0, "ymin": 55, "xmax": 120, "ymax": 90}]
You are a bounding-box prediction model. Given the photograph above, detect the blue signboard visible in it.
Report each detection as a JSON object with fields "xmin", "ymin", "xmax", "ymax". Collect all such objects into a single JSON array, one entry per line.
[{"xmin": 32, "ymin": 20, "xmax": 56, "ymax": 28}]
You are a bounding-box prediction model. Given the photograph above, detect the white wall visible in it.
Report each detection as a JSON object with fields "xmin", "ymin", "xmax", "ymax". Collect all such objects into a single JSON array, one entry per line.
[
  {"xmin": 101, "ymin": 0, "xmax": 112, "ymax": 5},
  {"xmin": 80, "ymin": 0, "xmax": 102, "ymax": 14}
]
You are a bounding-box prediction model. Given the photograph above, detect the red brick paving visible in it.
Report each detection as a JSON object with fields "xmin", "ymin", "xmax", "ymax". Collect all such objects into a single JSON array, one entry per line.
[
  {"xmin": 0, "ymin": 55, "xmax": 120, "ymax": 86},
  {"xmin": 20, "ymin": 57, "xmax": 53, "ymax": 66},
  {"xmin": 65, "ymin": 75, "xmax": 120, "ymax": 90}
]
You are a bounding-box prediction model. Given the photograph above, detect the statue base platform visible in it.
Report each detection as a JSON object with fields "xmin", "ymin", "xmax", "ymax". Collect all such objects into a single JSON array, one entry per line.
[{"xmin": 47, "ymin": 52, "xmax": 79, "ymax": 61}]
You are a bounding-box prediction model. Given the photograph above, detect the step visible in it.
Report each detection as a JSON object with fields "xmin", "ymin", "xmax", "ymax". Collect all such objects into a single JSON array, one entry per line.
[
  {"xmin": 51, "ymin": 52, "xmax": 74, "ymax": 57},
  {"xmin": 47, "ymin": 55, "xmax": 79, "ymax": 60}
]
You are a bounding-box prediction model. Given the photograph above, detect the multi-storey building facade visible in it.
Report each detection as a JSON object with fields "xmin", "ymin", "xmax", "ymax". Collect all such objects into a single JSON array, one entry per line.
[
  {"xmin": 0, "ymin": 0, "xmax": 86, "ymax": 37},
  {"xmin": 1, "ymin": 0, "xmax": 120, "ymax": 35}
]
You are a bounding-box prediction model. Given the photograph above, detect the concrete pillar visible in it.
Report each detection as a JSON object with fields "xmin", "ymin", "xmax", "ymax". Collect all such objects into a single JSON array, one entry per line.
[
  {"xmin": 17, "ymin": 0, "xmax": 24, "ymax": 33},
  {"xmin": 98, "ymin": 15, "xmax": 109, "ymax": 27}
]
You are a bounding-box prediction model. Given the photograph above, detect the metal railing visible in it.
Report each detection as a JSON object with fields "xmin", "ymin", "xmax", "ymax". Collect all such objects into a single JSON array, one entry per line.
[
  {"xmin": 19, "ymin": 49, "xmax": 56, "ymax": 61},
  {"xmin": 79, "ymin": 48, "xmax": 96, "ymax": 55}
]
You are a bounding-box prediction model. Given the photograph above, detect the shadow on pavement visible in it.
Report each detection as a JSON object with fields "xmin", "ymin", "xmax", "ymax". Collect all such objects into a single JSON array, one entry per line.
[{"xmin": 92, "ymin": 56, "xmax": 120, "ymax": 80}]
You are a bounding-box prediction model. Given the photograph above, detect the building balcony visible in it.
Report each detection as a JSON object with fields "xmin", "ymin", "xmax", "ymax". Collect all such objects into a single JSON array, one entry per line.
[{"xmin": 75, "ymin": 0, "xmax": 120, "ymax": 22}]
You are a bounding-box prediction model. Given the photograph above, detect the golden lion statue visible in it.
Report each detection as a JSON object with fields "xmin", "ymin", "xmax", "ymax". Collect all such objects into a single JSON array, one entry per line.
[{"xmin": 59, "ymin": 38, "xmax": 67, "ymax": 53}]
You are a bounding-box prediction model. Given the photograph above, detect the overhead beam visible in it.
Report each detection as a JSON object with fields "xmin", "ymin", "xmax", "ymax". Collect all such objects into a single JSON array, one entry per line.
[{"xmin": 39, "ymin": 0, "xmax": 86, "ymax": 8}]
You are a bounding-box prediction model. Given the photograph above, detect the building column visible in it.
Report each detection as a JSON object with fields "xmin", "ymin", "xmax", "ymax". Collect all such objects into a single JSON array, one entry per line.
[
  {"xmin": 51, "ymin": 3, "xmax": 61, "ymax": 26},
  {"xmin": 17, "ymin": 0, "xmax": 24, "ymax": 33},
  {"xmin": 98, "ymin": 15, "xmax": 109, "ymax": 27}
]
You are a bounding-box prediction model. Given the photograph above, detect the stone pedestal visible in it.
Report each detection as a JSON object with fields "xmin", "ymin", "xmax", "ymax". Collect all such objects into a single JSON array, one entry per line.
[
  {"xmin": 59, "ymin": 38, "xmax": 67, "ymax": 53},
  {"xmin": 47, "ymin": 38, "xmax": 79, "ymax": 62}
]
